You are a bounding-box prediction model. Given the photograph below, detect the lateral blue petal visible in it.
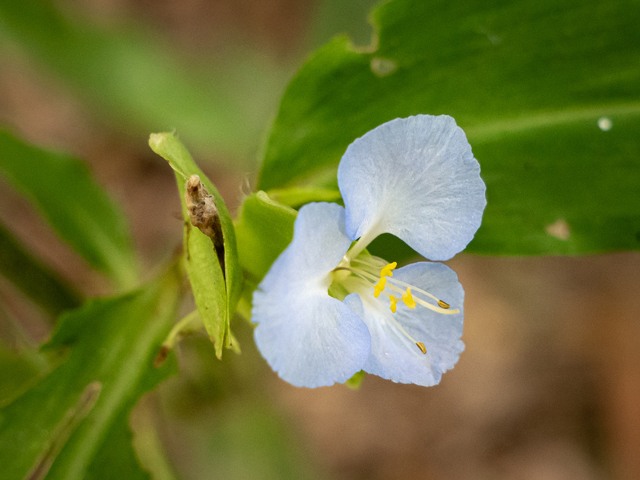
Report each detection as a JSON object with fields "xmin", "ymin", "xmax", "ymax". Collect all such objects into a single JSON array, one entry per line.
[
  {"xmin": 354, "ymin": 262, "xmax": 465, "ymax": 387},
  {"xmin": 338, "ymin": 115, "xmax": 486, "ymax": 261},
  {"xmin": 252, "ymin": 202, "xmax": 371, "ymax": 387}
]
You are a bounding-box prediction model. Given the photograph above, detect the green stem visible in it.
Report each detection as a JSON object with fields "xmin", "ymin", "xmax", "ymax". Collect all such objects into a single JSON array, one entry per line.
[
  {"xmin": 153, "ymin": 310, "xmax": 203, "ymax": 367},
  {"xmin": 344, "ymin": 227, "xmax": 380, "ymax": 262}
]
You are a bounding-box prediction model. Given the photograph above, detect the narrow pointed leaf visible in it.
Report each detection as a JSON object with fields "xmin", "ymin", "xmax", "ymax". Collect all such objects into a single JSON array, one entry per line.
[
  {"xmin": 0, "ymin": 221, "xmax": 82, "ymax": 318},
  {"xmin": 0, "ymin": 130, "xmax": 139, "ymax": 288}
]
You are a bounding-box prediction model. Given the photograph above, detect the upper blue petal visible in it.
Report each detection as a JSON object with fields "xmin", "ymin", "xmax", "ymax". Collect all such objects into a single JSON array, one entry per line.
[
  {"xmin": 252, "ymin": 202, "xmax": 371, "ymax": 387},
  {"xmin": 338, "ymin": 115, "xmax": 487, "ymax": 261},
  {"xmin": 344, "ymin": 262, "xmax": 465, "ymax": 387}
]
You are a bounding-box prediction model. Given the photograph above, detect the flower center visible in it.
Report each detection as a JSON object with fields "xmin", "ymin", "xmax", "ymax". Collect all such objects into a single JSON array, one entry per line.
[{"xmin": 331, "ymin": 250, "xmax": 459, "ymax": 355}]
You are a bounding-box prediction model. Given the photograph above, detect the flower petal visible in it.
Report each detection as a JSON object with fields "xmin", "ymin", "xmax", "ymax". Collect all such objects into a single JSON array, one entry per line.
[
  {"xmin": 347, "ymin": 262, "xmax": 465, "ymax": 386},
  {"xmin": 252, "ymin": 202, "xmax": 371, "ymax": 387},
  {"xmin": 263, "ymin": 202, "xmax": 353, "ymax": 286},
  {"xmin": 338, "ymin": 115, "xmax": 486, "ymax": 261}
]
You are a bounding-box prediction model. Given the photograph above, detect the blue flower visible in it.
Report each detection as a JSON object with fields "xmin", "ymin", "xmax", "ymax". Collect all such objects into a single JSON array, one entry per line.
[{"xmin": 252, "ymin": 115, "xmax": 486, "ymax": 388}]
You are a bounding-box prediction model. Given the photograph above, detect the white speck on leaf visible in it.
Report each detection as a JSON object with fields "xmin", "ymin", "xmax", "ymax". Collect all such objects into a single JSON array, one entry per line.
[
  {"xmin": 545, "ymin": 219, "xmax": 571, "ymax": 240},
  {"xmin": 370, "ymin": 57, "xmax": 398, "ymax": 77},
  {"xmin": 598, "ymin": 117, "xmax": 612, "ymax": 131},
  {"xmin": 476, "ymin": 27, "xmax": 501, "ymax": 45}
]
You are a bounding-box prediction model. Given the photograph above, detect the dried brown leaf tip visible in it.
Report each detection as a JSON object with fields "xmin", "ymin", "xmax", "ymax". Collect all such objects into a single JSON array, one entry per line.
[
  {"xmin": 185, "ymin": 175, "xmax": 225, "ymax": 274},
  {"xmin": 153, "ymin": 344, "xmax": 171, "ymax": 368}
]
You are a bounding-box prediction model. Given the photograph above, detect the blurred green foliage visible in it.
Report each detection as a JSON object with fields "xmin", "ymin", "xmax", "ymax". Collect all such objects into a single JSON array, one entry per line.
[
  {"xmin": 0, "ymin": 338, "xmax": 48, "ymax": 406},
  {"xmin": 159, "ymin": 324, "xmax": 327, "ymax": 480},
  {"xmin": 0, "ymin": 0, "xmax": 290, "ymax": 162},
  {"xmin": 309, "ymin": 0, "xmax": 380, "ymax": 47},
  {"xmin": 0, "ymin": 221, "xmax": 81, "ymax": 319},
  {"xmin": 0, "ymin": 272, "xmax": 179, "ymax": 480},
  {"xmin": 186, "ymin": 402, "xmax": 323, "ymax": 480},
  {"xmin": 0, "ymin": 130, "xmax": 139, "ymax": 289}
]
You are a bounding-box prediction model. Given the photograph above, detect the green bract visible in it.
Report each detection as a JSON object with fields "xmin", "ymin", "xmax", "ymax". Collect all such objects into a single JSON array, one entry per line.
[{"xmin": 149, "ymin": 133, "xmax": 242, "ymax": 358}]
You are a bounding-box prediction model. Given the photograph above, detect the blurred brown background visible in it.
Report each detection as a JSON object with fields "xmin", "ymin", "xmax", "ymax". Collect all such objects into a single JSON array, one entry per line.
[{"xmin": 1, "ymin": 1, "xmax": 639, "ymax": 479}]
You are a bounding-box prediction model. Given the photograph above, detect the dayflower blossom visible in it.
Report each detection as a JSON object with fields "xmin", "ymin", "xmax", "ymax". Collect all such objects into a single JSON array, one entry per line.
[{"xmin": 252, "ymin": 115, "xmax": 486, "ymax": 388}]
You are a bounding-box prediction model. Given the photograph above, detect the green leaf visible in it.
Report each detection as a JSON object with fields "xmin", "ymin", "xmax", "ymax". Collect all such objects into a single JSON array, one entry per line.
[
  {"xmin": 235, "ymin": 191, "xmax": 297, "ymax": 283},
  {"xmin": 0, "ymin": 272, "xmax": 179, "ymax": 480},
  {"xmin": 309, "ymin": 0, "xmax": 380, "ymax": 49},
  {"xmin": 258, "ymin": 0, "xmax": 640, "ymax": 255},
  {"xmin": 0, "ymin": 0, "xmax": 288, "ymax": 160},
  {"xmin": 82, "ymin": 408, "xmax": 152, "ymax": 480},
  {"xmin": 266, "ymin": 187, "xmax": 342, "ymax": 209},
  {"xmin": 470, "ymin": 115, "xmax": 640, "ymax": 254},
  {"xmin": 149, "ymin": 132, "xmax": 241, "ymax": 358},
  {"xmin": 0, "ymin": 341, "xmax": 48, "ymax": 407},
  {"xmin": 0, "ymin": 304, "xmax": 52, "ymax": 407},
  {"xmin": 0, "ymin": 130, "xmax": 139, "ymax": 288},
  {"xmin": 181, "ymin": 222, "xmax": 228, "ymax": 358},
  {"xmin": 0, "ymin": 221, "xmax": 82, "ymax": 319}
]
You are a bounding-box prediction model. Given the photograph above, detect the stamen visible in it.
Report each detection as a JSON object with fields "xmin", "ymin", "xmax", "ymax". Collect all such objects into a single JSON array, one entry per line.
[
  {"xmin": 350, "ymin": 265, "xmax": 457, "ymax": 314},
  {"xmin": 387, "ymin": 277, "xmax": 439, "ymax": 303},
  {"xmin": 343, "ymin": 228, "xmax": 380, "ymax": 262},
  {"xmin": 351, "ymin": 264, "xmax": 379, "ymax": 277},
  {"xmin": 352, "ymin": 257, "xmax": 386, "ymax": 268},
  {"xmin": 373, "ymin": 277, "xmax": 387, "ymax": 298},
  {"xmin": 412, "ymin": 295, "xmax": 460, "ymax": 315},
  {"xmin": 379, "ymin": 307, "xmax": 428, "ymax": 356},
  {"xmin": 387, "ymin": 277, "xmax": 453, "ymax": 312},
  {"xmin": 332, "ymin": 267, "xmax": 352, "ymax": 273},
  {"xmin": 347, "ymin": 269, "xmax": 380, "ymax": 293},
  {"xmin": 380, "ymin": 262, "xmax": 397, "ymax": 278},
  {"xmin": 357, "ymin": 280, "xmax": 430, "ymax": 359},
  {"xmin": 377, "ymin": 303, "xmax": 422, "ymax": 346},
  {"xmin": 350, "ymin": 266, "xmax": 384, "ymax": 282},
  {"xmin": 401, "ymin": 288, "xmax": 417, "ymax": 309},
  {"xmin": 389, "ymin": 295, "xmax": 399, "ymax": 313},
  {"xmin": 340, "ymin": 260, "xmax": 458, "ymax": 316}
]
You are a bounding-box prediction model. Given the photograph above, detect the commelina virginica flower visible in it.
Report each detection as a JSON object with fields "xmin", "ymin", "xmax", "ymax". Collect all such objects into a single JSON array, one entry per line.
[{"xmin": 252, "ymin": 115, "xmax": 487, "ymax": 388}]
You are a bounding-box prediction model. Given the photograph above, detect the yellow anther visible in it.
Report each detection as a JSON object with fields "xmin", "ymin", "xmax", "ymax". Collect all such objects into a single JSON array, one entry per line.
[
  {"xmin": 373, "ymin": 277, "xmax": 387, "ymax": 298},
  {"xmin": 416, "ymin": 342, "xmax": 427, "ymax": 354},
  {"xmin": 437, "ymin": 300, "xmax": 450, "ymax": 309},
  {"xmin": 389, "ymin": 295, "xmax": 399, "ymax": 313},
  {"xmin": 380, "ymin": 262, "xmax": 397, "ymax": 278},
  {"xmin": 402, "ymin": 288, "xmax": 416, "ymax": 309}
]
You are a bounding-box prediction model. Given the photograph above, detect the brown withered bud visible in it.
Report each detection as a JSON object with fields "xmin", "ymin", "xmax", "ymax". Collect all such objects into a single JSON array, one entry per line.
[{"xmin": 185, "ymin": 175, "xmax": 225, "ymax": 274}]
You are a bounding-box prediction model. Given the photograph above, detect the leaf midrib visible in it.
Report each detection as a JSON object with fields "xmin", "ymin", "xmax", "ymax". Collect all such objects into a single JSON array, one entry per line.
[{"xmin": 466, "ymin": 102, "xmax": 640, "ymax": 143}]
